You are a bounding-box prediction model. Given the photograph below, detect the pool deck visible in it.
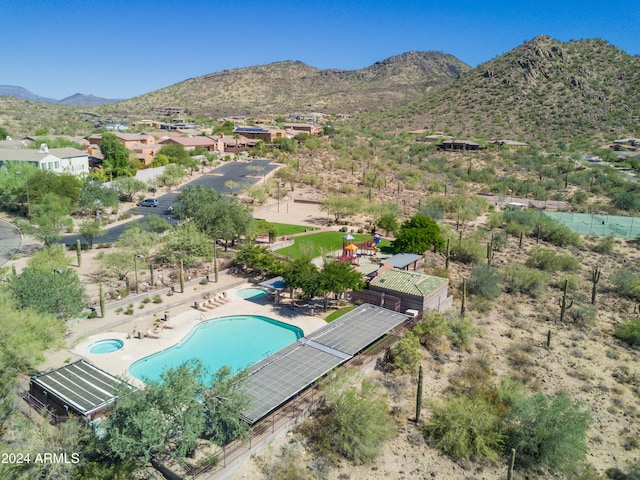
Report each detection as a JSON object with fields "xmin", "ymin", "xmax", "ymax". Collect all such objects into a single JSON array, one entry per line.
[{"xmin": 70, "ymin": 283, "xmax": 327, "ymax": 387}]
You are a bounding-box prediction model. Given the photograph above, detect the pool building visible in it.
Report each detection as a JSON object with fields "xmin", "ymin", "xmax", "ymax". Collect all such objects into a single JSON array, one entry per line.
[{"xmin": 26, "ymin": 360, "xmax": 135, "ymax": 423}]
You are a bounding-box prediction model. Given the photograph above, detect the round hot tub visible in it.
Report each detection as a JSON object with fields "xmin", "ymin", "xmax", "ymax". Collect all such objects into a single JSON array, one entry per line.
[{"xmin": 88, "ymin": 339, "xmax": 124, "ymax": 354}]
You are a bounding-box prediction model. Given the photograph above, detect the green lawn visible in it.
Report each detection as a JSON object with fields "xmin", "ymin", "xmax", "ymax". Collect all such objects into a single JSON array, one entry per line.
[
  {"xmin": 276, "ymin": 231, "xmax": 390, "ymax": 260},
  {"xmin": 272, "ymin": 223, "xmax": 319, "ymax": 236}
]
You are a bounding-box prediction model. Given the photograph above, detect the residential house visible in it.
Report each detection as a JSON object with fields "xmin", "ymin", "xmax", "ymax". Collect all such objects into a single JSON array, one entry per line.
[
  {"xmin": 0, "ymin": 144, "xmax": 88, "ymax": 175},
  {"xmin": 129, "ymin": 142, "xmax": 163, "ymax": 165},
  {"xmin": 153, "ymin": 106, "xmax": 185, "ymax": 116},
  {"xmin": 283, "ymin": 123, "xmax": 322, "ymax": 136},
  {"xmin": 233, "ymin": 126, "xmax": 286, "ymax": 142},
  {"xmin": 157, "ymin": 135, "xmax": 224, "ymax": 153},
  {"xmin": 219, "ymin": 133, "xmax": 256, "ymax": 153},
  {"xmin": 438, "ymin": 140, "xmax": 484, "ymax": 151},
  {"xmin": 88, "ymin": 132, "xmax": 155, "ymax": 149},
  {"xmin": 48, "ymin": 147, "xmax": 90, "ymax": 175}
]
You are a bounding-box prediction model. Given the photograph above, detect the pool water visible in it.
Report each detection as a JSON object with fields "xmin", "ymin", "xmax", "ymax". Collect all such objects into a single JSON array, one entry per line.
[
  {"xmin": 236, "ymin": 287, "xmax": 268, "ymax": 300},
  {"xmin": 89, "ymin": 339, "xmax": 124, "ymax": 354},
  {"xmin": 129, "ymin": 315, "xmax": 303, "ymax": 383}
]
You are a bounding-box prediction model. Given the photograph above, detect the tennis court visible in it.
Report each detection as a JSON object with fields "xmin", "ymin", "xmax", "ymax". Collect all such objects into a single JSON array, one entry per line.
[{"xmin": 543, "ymin": 212, "xmax": 640, "ymax": 238}]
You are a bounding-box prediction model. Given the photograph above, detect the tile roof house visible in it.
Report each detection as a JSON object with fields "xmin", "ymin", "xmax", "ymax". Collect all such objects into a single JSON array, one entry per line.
[
  {"xmin": 157, "ymin": 135, "xmax": 224, "ymax": 153},
  {"xmin": 219, "ymin": 134, "xmax": 257, "ymax": 153},
  {"xmin": 368, "ymin": 263, "xmax": 453, "ymax": 314},
  {"xmin": 88, "ymin": 133, "xmax": 155, "ymax": 148},
  {"xmin": 129, "ymin": 142, "xmax": 163, "ymax": 165}
]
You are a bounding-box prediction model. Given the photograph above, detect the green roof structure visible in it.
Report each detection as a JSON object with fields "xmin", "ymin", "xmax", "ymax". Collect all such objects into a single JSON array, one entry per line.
[{"xmin": 369, "ymin": 269, "xmax": 447, "ymax": 297}]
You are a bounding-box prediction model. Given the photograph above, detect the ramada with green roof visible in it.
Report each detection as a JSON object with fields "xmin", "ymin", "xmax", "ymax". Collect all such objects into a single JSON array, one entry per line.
[{"xmin": 368, "ymin": 266, "xmax": 452, "ymax": 314}]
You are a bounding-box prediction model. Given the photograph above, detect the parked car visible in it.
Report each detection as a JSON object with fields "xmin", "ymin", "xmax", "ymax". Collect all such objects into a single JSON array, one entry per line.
[{"xmin": 137, "ymin": 198, "xmax": 158, "ymax": 207}]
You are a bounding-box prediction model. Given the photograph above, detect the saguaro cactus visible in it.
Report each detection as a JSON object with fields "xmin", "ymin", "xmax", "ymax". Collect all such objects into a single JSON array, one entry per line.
[
  {"xmin": 507, "ymin": 448, "xmax": 516, "ymax": 480},
  {"xmin": 590, "ymin": 266, "xmax": 601, "ymax": 305},
  {"xmin": 76, "ymin": 239, "xmax": 82, "ymax": 267},
  {"xmin": 179, "ymin": 259, "xmax": 185, "ymax": 293},
  {"xmin": 444, "ymin": 238, "xmax": 451, "ymax": 269},
  {"xmin": 99, "ymin": 284, "xmax": 105, "ymax": 318},
  {"xmin": 415, "ymin": 364, "xmax": 424, "ymax": 422},
  {"xmin": 559, "ymin": 278, "xmax": 573, "ymax": 322},
  {"xmin": 461, "ymin": 278, "xmax": 467, "ymax": 320}
]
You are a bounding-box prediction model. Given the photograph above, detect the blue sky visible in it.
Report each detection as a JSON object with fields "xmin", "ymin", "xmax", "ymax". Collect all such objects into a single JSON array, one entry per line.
[{"xmin": 2, "ymin": 0, "xmax": 638, "ymax": 100}]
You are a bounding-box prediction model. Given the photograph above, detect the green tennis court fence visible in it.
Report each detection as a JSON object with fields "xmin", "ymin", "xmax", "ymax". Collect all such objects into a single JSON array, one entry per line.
[{"xmin": 543, "ymin": 212, "xmax": 640, "ymax": 238}]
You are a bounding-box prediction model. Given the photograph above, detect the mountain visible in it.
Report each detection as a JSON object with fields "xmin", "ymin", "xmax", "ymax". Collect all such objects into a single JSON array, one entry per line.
[
  {"xmin": 0, "ymin": 85, "xmax": 118, "ymax": 106},
  {"xmin": 58, "ymin": 93, "xmax": 120, "ymax": 107},
  {"xmin": 98, "ymin": 51, "xmax": 470, "ymax": 118},
  {"xmin": 0, "ymin": 85, "xmax": 57, "ymax": 103},
  {"xmin": 376, "ymin": 36, "xmax": 640, "ymax": 147}
]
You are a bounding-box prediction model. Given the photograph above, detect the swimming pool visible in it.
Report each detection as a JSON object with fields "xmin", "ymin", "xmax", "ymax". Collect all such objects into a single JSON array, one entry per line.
[
  {"xmin": 89, "ymin": 339, "xmax": 124, "ymax": 354},
  {"xmin": 129, "ymin": 315, "xmax": 303, "ymax": 383},
  {"xmin": 236, "ymin": 287, "xmax": 268, "ymax": 300}
]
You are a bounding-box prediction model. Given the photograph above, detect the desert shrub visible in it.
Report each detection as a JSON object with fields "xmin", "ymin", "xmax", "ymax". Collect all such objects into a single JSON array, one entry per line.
[
  {"xmin": 503, "ymin": 263, "xmax": 548, "ymax": 296},
  {"xmin": 525, "ymin": 247, "xmax": 580, "ymax": 272},
  {"xmin": 614, "ymin": 317, "xmax": 640, "ymax": 349},
  {"xmin": 505, "ymin": 393, "xmax": 591, "ymax": 474},
  {"xmin": 467, "ymin": 264, "xmax": 502, "ymax": 300},
  {"xmin": 448, "ymin": 355, "xmax": 494, "ymax": 399},
  {"xmin": 447, "ymin": 316, "xmax": 480, "ymax": 349},
  {"xmin": 534, "ymin": 216, "xmax": 581, "ymax": 247},
  {"xmin": 389, "ymin": 332, "xmax": 421, "ymax": 373},
  {"xmin": 591, "ymin": 234, "xmax": 615, "ymax": 254},
  {"xmin": 555, "ymin": 274, "xmax": 580, "ymax": 291},
  {"xmin": 567, "ymin": 301, "xmax": 597, "ymax": 327},
  {"xmin": 503, "ymin": 208, "xmax": 537, "ymax": 234},
  {"xmin": 424, "ymin": 394, "xmax": 504, "ymax": 460},
  {"xmin": 259, "ymin": 442, "xmax": 313, "ymax": 480},
  {"xmin": 611, "ymin": 271, "xmax": 640, "ymax": 302},
  {"xmin": 605, "ymin": 460, "xmax": 640, "ymax": 480},
  {"xmin": 450, "ymin": 235, "xmax": 485, "ymax": 264},
  {"xmin": 307, "ymin": 370, "xmax": 393, "ymax": 464},
  {"xmin": 492, "ymin": 230, "xmax": 508, "ymax": 251},
  {"xmin": 413, "ymin": 311, "xmax": 450, "ymax": 347},
  {"xmin": 496, "ymin": 376, "xmax": 526, "ymax": 414}
]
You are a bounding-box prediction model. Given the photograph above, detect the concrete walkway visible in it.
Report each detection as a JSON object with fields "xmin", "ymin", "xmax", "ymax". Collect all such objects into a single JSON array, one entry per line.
[
  {"xmin": 0, "ymin": 216, "xmax": 22, "ymax": 266},
  {"xmin": 43, "ymin": 269, "xmax": 327, "ymax": 381}
]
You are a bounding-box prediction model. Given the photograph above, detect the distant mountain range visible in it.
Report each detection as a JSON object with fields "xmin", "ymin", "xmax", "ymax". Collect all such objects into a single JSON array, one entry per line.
[
  {"xmin": 1, "ymin": 36, "xmax": 638, "ymax": 148},
  {"xmin": 0, "ymin": 85, "xmax": 119, "ymax": 106},
  {"xmin": 99, "ymin": 51, "xmax": 470, "ymax": 117}
]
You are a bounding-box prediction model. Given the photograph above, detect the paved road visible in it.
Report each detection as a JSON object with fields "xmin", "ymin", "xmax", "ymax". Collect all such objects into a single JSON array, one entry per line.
[
  {"xmin": 0, "ymin": 218, "xmax": 22, "ymax": 266},
  {"xmin": 63, "ymin": 159, "xmax": 278, "ymax": 246}
]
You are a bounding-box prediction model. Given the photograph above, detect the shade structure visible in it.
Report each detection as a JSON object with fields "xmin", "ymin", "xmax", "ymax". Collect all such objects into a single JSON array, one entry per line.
[
  {"xmin": 29, "ymin": 359, "xmax": 135, "ymax": 420},
  {"xmin": 241, "ymin": 303, "xmax": 409, "ymax": 424},
  {"xmin": 344, "ymin": 243, "xmax": 358, "ymax": 251}
]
